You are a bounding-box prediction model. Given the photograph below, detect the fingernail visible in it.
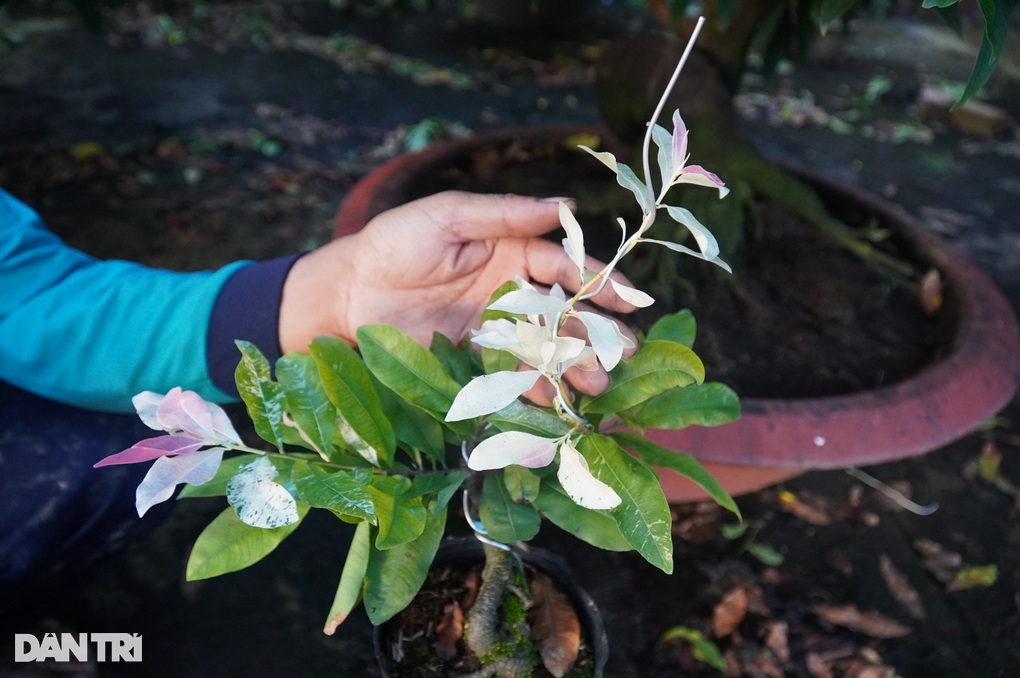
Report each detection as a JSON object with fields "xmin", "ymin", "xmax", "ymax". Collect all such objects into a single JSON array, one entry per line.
[{"xmin": 540, "ymin": 196, "xmax": 575, "ymax": 205}]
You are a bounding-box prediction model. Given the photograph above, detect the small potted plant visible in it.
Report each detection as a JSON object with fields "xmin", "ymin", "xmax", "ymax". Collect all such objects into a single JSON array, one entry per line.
[{"xmin": 96, "ymin": 26, "xmax": 741, "ymax": 677}]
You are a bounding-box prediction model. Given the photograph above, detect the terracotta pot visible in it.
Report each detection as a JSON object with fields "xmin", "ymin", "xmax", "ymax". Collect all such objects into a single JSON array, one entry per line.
[
  {"xmin": 336, "ymin": 125, "xmax": 1020, "ymax": 503},
  {"xmin": 374, "ymin": 536, "xmax": 609, "ymax": 677}
]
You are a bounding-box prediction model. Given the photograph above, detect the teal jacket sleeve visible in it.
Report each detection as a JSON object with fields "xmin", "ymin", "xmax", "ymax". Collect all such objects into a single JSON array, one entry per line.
[{"xmin": 0, "ymin": 188, "xmax": 256, "ymax": 413}]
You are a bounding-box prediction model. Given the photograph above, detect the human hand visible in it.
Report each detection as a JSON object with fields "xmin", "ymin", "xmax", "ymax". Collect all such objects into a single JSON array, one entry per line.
[{"xmin": 279, "ymin": 191, "xmax": 636, "ymax": 397}]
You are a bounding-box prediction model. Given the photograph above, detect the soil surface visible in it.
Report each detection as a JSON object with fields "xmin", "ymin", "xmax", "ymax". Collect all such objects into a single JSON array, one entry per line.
[{"xmin": 2, "ymin": 2, "xmax": 1020, "ymax": 677}]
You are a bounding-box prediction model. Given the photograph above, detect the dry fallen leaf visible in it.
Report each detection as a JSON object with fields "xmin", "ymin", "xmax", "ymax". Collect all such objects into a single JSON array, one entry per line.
[
  {"xmin": 775, "ymin": 489, "xmax": 833, "ymax": 525},
  {"xmin": 813, "ymin": 604, "xmax": 911, "ymax": 638},
  {"xmin": 914, "ymin": 538, "xmax": 964, "ymax": 585},
  {"xmin": 919, "ymin": 268, "xmax": 943, "ymax": 315},
  {"xmin": 878, "ymin": 554, "xmax": 926, "ymax": 621},
  {"xmin": 763, "ymin": 621, "xmax": 790, "ymax": 664},
  {"xmin": 529, "ymin": 572, "xmax": 581, "ymax": 678},
  {"xmin": 712, "ymin": 586, "xmax": 748, "ymax": 638},
  {"xmin": 433, "ymin": 600, "xmax": 464, "ymax": 660}
]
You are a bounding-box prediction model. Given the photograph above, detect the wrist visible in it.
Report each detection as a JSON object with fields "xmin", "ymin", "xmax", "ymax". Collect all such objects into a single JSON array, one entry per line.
[{"xmin": 279, "ymin": 237, "xmax": 354, "ymax": 353}]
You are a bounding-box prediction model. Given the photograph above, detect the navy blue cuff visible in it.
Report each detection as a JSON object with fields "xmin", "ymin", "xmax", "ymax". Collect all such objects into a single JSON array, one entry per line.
[{"xmin": 206, "ymin": 253, "xmax": 305, "ymax": 397}]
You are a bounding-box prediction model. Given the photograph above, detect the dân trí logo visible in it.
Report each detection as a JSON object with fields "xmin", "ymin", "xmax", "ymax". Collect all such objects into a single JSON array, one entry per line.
[{"xmin": 14, "ymin": 633, "xmax": 142, "ymax": 662}]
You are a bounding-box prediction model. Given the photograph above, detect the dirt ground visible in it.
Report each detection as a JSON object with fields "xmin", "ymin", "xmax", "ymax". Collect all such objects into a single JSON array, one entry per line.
[{"xmin": 1, "ymin": 1, "xmax": 1020, "ymax": 676}]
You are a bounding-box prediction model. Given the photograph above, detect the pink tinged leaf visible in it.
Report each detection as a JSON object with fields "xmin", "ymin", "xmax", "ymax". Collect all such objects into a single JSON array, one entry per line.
[
  {"xmin": 446, "ymin": 370, "xmax": 543, "ymax": 422},
  {"xmin": 226, "ymin": 456, "xmax": 300, "ymax": 529},
  {"xmin": 157, "ymin": 388, "xmax": 241, "ymax": 445},
  {"xmin": 93, "ymin": 435, "xmax": 204, "ymax": 467},
  {"xmin": 468, "ymin": 431, "xmax": 559, "ymax": 471},
  {"xmin": 135, "ymin": 447, "xmax": 225, "ymax": 517},
  {"xmin": 487, "ymin": 289, "xmax": 571, "ymax": 316},
  {"xmin": 132, "ymin": 391, "xmax": 166, "ymax": 431},
  {"xmin": 610, "ymin": 279, "xmax": 655, "ymax": 308},
  {"xmin": 577, "ymin": 311, "xmax": 633, "ymax": 371},
  {"xmin": 675, "ymin": 166, "xmax": 729, "ymax": 198},
  {"xmin": 671, "ymin": 110, "xmax": 689, "ymax": 170},
  {"xmin": 557, "ymin": 441, "xmax": 621, "ymax": 510}
]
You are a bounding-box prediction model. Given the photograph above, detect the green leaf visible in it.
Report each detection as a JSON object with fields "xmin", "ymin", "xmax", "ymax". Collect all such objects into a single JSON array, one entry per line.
[
  {"xmin": 923, "ymin": 0, "xmax": 962, "ymax": 7},
  {"xmin": 430, "ymin": 332, "xmax": 477, "ymax": 386},
  {"xmin": 582, "ymin": 340, "xmax": 704, "ymax": 413},
  {"xmin": 958, "ymin": 0, "xmax": 1017, "ymax": 106},
  {"xmin": 645, "ymin": 309, "xmax": 697, "ymax": 347},
  {"xmin": 178, "ymin": 453, "xmax": 260, "ymax": 498},
  {"xmin": 323, "ymin": 520, "xmax": 370, "ymax": 635},
  {"xmin": 747, "ymin": 542, "xmax": 784, "ymax": 566},
  {"xmin": 186, "ymin": 504, "xmax": 308, "ymax": 581},
  {"xmin": 534, "ymin": 477, "xmax": 631, "ymax": 552},
  {"xmin": 363, "ymin": 506, "xmax": 446, "ymax": 625},
  {"xmin": 372, "ymin": 377, "xmax": 447, "ymax": 465},
  {"xmin": 651, "ymin": 124, "xmax": 674, "ymax": 191},
  {"xmin": 577, "ymin": 435, "xmax": 673, "ymax": 573},
  {"xmin": 503, "ymin": 465, "xmax": 544, "ymax": 503},
  {"xmin": 356, "ymin": 325, "xmax": 462, "ymax": 420},
  {"xmin": 310, "ymin": 337, "xmax": 395, "ymax": 466},
  {"xmin": 612, "ymin": 432, "xmax": 740, "ymax": 519},
  {"xmin": 816, "ymin": 0, "xmax": 858, "ymax": 31},
  {"xmin": 479, "ymin": 474, "xmax": 541, "ymax": 544},
  {"xmin": 290, "ymin": 460, "xmax": 376, "ymax": 523},
  {"xmin": 235, "ymin": 340, "xmax": 288, "ymax": 451},
  {"xmin": 488, "ymin": 399, "xmax": 572, "ymax": 438},
  {"xmin": 951, "ymin": 564, "xmax": 998, "ymax": 590},
  {"xmin": 276, "ymin": 352, "xmax": 337, "ymax": 457},
  {"xmin": 661, "ymin": 626, "xmax": 726, "ymax": 671},
  {"xmin": 367, "ymin": 475, "xmax": 427, "ymax": 550},
  {"xmin": 407, "ymin": 471, "xmax": 467, "ymax": 513},
  {"xmin": 622, "ymin": 382, "xmax": 740, "ymax": 431}
]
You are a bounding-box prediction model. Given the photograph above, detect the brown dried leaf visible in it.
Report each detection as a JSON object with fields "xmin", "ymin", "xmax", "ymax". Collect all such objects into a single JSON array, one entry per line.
[
  {"xmin": 776, "ymin": 490, "xmax": 833, "ymax": 525},
  {"xmin": 433, "ymin": 600, "xmax": 464, "ymax": 660},
  {"xmin": 529, "ymin": 572, "xmax": 581, "ymax": 678},
  {"xmin": 813, "ymin": 604, "xmax": 911, "ymax": 638},
  {"xmin": 763, "ymin": 621, "xmax": 790, "ymax": 664},
  {"xmin": 878, "ymin": 554, "xmax": 926, "ymax": 621},
  {"xmin": 712, "ymin": 586, "xmax": 748, "ymax": 638},
  {"xmin": 919, "ymin": 268, "xmax": 943, "ymax": 315},
  {"xmin": 461, "ymin": 569, "xmax": 480, "ymax": 611},
  {"xmin": 914, "ymin": 538, "xmax": 963, "ymax": 585}
]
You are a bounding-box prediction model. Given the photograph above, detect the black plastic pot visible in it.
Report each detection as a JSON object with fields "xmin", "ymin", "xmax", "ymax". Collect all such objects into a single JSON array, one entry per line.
[{"xmin": 373, "ymin": 536, "xmax": 609, "ymax": 677}]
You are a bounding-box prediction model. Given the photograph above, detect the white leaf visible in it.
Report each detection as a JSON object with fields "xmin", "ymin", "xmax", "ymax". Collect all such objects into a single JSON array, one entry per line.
[
  {"xmin": 610, "ymin": 279, "xmax": 655, "ymax": 308},
  {"xmin": 135, "ymin": 447, "xmax": 224, "ymax": 517},
  {"xmin": 651, "ymin": 124, "xmax": 674, "ymax": 192},
  {"xmin": 664, "ymin": 205, "xmax": 721, "ymax": 261},
  {"xmin": 468, "ymin": 431, "xmax": 560, "ymax": 471},
  {"xmin": 577, "ymin": 311, "xmax": 632, "ymax": 371},
  {"xmin": 226, "ymin": 456, "xmax": 300, "ymax": 528},
  {"xmin": 557, "ymin": 440, "xmax": 621, "ymax": 509},
  {"xmin": 487, "ymin": 289, "xmax": 571, "ymax": 316},
  {"xmin": 446, "ymin": 370, "xmax": 542, "ymax": 422},
  {"xmin": 578, "ymin": 145, "xmax": 618, "ymax": 172},
  {"xmin": 642, "ymin": 238, "xmax": 733, "ymax": 274},
  {"xmin": 132, "ymin": 391, "xmax": 165, "ymax": 431},
  {"xmin": 559, "ymin": 202, "xmax": 586, "ymax": 281}
]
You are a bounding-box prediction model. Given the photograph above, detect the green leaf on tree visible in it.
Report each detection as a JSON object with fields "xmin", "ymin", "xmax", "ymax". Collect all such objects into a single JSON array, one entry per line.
[
  {"xmin": 645, "ymin": 309, "xmax": 697, "ymax": 347},
  {"xmin": 186, "ymin": 504, "xmax": 309, "ymax": 581},
  {"xmin": 621, "ymin": 382, "xmax": 740, "ymax": 431},
  {"xmin": 363, "ymin": 507, "xmax": 446, "ymax": 625},
  {"xmin": 577, "ymin": 434, "xmax": 674, "ymax": 573},
  {"xmin": 323, "ymin": 520, "xmax": 370, "ymax": 635},
  {"xmin": 235, "ymin": 340, "xmax": 288, "ymax": 451},
  {"xmin": 276, "ymin": 352, "xmax": 337, "ymax": 458},
  {"xmin": 581, "ymin": 340, "xmax": 704, "ymax": 413},
  {"xmin": 612, "ymin": 432, "xmax": 740, "ymax": 519},
  {"xmin": 533, "ymin": 477, "xmax": 631, "ymax": 552},
  {"xmin": 479, "ymin": 473, "xmax": 541, "ymax": 544},
  {"xmin": 290, "ymin": 460, "xmax": 376, "ymax": 523},
  {"xmin": 356, "ymin": 325, "xmax": 462, "ymax": 420},
  {"xmin": 310, "ymin": 336, "xmax": 395, "ymax": 466},
  {"xmin": 368, "ymin": 475, "xmax": 427, "ymax": 550}
]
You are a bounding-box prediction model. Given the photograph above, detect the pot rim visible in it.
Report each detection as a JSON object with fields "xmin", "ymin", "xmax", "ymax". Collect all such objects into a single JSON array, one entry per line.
[{"xmin": 336, "ymin": 124, "xmax": 1020, "ymax": 471}]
